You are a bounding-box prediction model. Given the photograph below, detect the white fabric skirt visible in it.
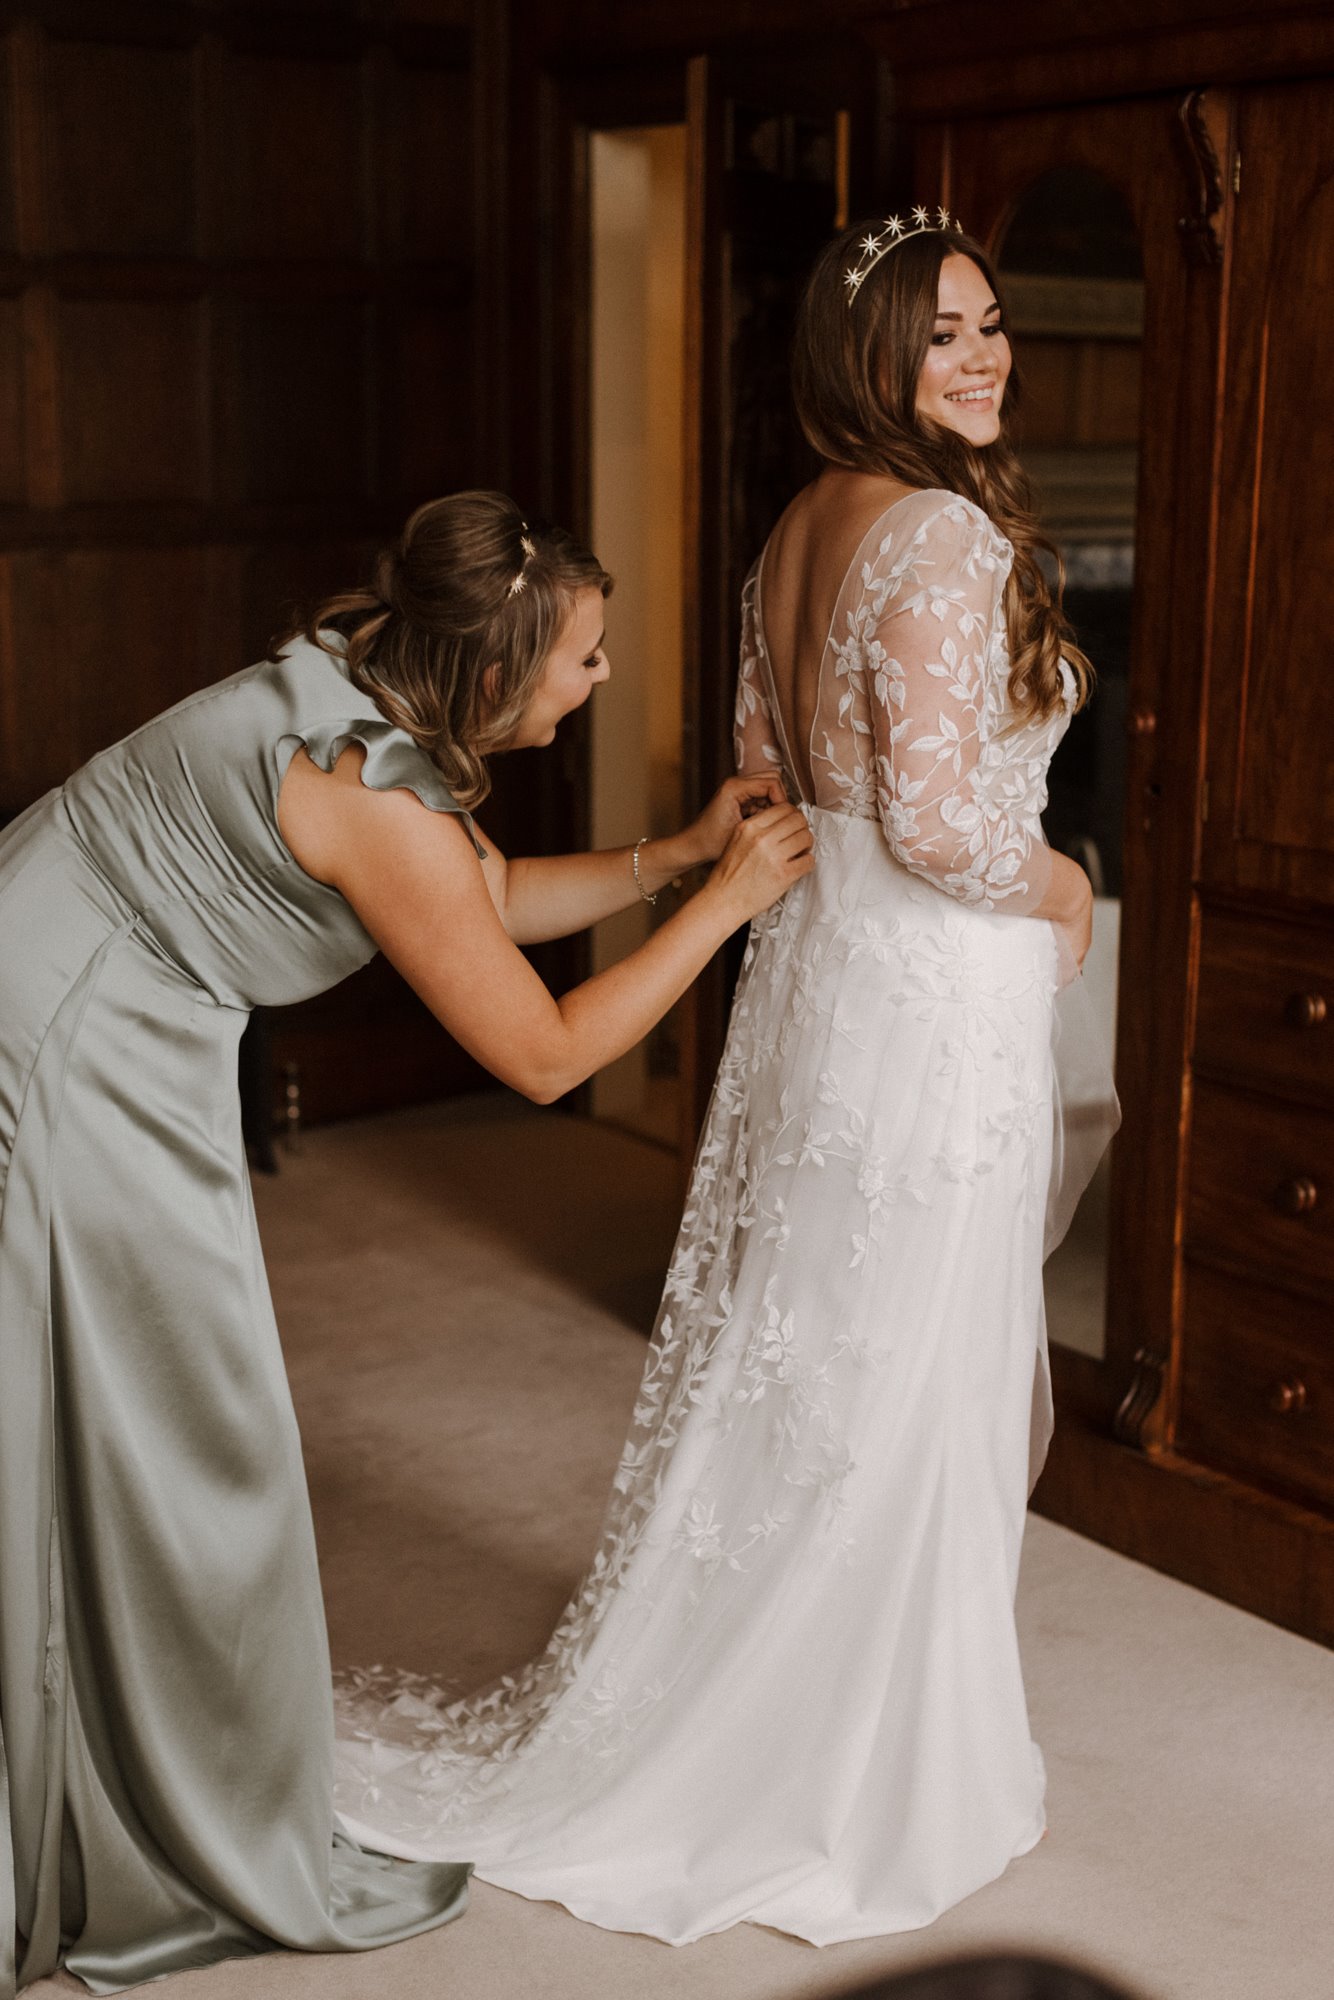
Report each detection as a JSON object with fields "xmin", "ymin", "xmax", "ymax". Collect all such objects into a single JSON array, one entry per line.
[{"xmin": 334, "ymin": 807, "xmax": 1114, "ymax": 1944}]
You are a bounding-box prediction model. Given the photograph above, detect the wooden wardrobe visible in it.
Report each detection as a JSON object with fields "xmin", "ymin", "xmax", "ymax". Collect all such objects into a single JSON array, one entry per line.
[
  {"xmin": 505, "ymin": 0, "xmax": 1334, "ymax": 1644},
  {"xmin": 872, "ymin": 8, "xmax": 1334, "ymax": 1648}
]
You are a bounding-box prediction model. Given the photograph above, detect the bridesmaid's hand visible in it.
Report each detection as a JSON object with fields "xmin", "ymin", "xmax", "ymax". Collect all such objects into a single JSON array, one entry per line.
[
  {"xmin": 705, "ymin": 801, "xmax": 815, "ymax": 927},
  {"xmin": 678, "ymin": 772, "xmax": 789, "ymax": 870}
]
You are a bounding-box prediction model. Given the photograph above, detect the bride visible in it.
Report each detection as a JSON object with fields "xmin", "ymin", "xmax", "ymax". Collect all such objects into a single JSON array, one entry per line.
[{"xmin": 334, "ymin": 209, "xmax": 1114, "ymax": 1944}]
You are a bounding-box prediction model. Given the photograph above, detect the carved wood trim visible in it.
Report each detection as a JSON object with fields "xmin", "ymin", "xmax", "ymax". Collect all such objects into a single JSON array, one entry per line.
[
  {"xmin": 1114, "ymin": 1344, "xmax": 1170, "ymax": 1446},
  {"xmin": 1174, "ymin": 88, "xmax": 1227, "ymax": 266},
  {"xmin": 1033, "ymin": 1415, "xmax": 1334, "ymax": 1650}
]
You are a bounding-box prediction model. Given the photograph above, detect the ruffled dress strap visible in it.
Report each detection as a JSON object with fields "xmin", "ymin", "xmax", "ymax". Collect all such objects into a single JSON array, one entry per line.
[{"xmin": 279, "ymin": 714, "xmax": 487, "ymax": 859}]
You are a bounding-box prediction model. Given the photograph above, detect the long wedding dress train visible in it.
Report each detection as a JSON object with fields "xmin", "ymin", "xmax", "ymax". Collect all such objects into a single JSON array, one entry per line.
[{"xmin": 333, "ymin": 488, "xmax": 1117, "ymax": 1944}]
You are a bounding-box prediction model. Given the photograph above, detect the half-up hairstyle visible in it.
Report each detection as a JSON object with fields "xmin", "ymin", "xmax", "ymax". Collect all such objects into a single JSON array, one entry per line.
[
  {"xmin": 275, "ymin": 490, "xmax": 612, "ymax": 809},
  {"xmin": 792, "ymin": 223, "xmax": 1093, "ymax": 723}
]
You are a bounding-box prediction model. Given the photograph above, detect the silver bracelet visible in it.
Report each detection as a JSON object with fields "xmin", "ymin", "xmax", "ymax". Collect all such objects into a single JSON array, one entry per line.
[{"xmin": 632, "ymin": 836, "xmax": 658, "ymax": 906}]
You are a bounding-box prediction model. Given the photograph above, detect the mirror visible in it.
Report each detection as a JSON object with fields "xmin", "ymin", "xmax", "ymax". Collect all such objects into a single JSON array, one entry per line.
[{"xmin": 996, "ymin": 166, "xmax": 1143, "ymax": 1360}]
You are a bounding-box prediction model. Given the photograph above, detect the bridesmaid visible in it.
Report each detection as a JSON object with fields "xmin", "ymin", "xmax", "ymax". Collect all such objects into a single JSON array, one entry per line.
[{"xmin": 0, "ymin": 487, "xmax": 812, "ymax": 1994}]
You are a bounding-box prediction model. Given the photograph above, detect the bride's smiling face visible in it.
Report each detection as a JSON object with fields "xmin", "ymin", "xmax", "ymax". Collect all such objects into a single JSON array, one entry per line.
[{"xmin": 915, "ymin": 252, "xmax": 1011, "ymax": 446}]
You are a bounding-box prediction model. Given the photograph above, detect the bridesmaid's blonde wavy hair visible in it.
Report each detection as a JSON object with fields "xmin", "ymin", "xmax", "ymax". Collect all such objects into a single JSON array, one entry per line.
[
  {"xmin": 275, "ymin": 491, "xmax": 612, "ymax": 809},
  {"xmin": 792, "ymin": 224, "xmax": 1093, "ymax": 723}
]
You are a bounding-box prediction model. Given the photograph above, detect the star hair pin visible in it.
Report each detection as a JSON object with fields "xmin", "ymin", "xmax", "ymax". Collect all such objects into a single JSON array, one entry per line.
[
  {"xmin": 507, "ymin": 530, "xmax": 537, "ymax": 598},
  {"xmin": 844, "ymin": 206, "xmax": 964, "ymax": 304}
]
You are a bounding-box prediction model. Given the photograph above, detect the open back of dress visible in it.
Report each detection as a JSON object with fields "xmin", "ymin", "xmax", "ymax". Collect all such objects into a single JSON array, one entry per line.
[{"xmin": 738, "ymin": 484, "xmax": 1063, "ymax": 912}]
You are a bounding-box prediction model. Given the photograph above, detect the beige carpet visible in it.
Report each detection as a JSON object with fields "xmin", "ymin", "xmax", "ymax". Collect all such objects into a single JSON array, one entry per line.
[{"xmin": 30, "ymin": 1097, "xmax": 1334, "ymax": 2000}]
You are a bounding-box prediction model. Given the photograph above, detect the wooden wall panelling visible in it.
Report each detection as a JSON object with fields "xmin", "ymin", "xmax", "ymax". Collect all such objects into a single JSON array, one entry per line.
[
  {"xmin": 391, "ymin": 297, "xmax": 476, "ymax": 501},
  {"xmin": 239, "ymin": 536, "xmax": 372, "ymax": 664},
  {"xmin": 59, "ymin": 544, "xmax": 210, "ymax": 756},
  {"xmin": 44, "ymin": 34, "xmax": 197, "ymax": 258},
  {"xmin": 0, "ymin": 31, "xmax": 18, "ymax": 499},
  {"xmin": 379, "ymin": 50, "xmax": 480, "ymax": 504},
  {"xmin": 57, "ymin": 293, "xmax": 209, "ymax": 504},
  {"xmin": 221, "ymin": 50, "xmax": 367, "ymax": 264},
  {"xmin": 0, "ymin": 5, "xmax": 495, "ymax": 1126},
  {"xmin": 226, "ymin": 291, "xmax": 372, "ymax": 507},
  {"xmin": 195, "ymin": 539, "xmax": 245, "ymax": 691},
  {"xmin": 0, "ymin": 30, "xmax": 16, "ymax": 258},
  {"xmin": 0, "ymin": 546, "xmax": 74, "ymax": 796},
  {"xmin": 0, "ymin": 560, "xmax": 15, "ymax": 797},
  {"xmin": 7, "ymin": 20, "xmax": 45, "ymax": 259},
  {"xmin": 391, "ymin": 59, "xmax": 475, "ymax": 265},
  {"xmin": 16, "ymin": 280, "xmax": 58, "ymax": 509},
  {"xmin": 0, "ymin": 294, "xmax": 25, "ymax": 501},
  {"xmin": 1, "ymin": 545, "xmax": 217, "ymax": 798},
  {"xmin": 471, "ymin": 0, "xmax": 515, "ymax": 498}
]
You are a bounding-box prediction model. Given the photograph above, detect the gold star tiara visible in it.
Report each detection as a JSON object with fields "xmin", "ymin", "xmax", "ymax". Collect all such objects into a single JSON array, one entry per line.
[{"xmin": 844, "ymin": 206, "xmax": 965, "ymax": 305}]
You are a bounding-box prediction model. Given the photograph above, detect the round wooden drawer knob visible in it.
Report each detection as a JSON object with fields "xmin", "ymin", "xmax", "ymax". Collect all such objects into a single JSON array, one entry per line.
[
  {"xmin": 1129, "ymin": 709, "xmax": 1157, "ymax": 737},
  {"xmin": 1269, "ymin": 1379, "xmax": 1308, "ymax": 1416},
  {"xmin": 1286, "ymin": 992, "xmax": 1328, "ymax": 1028},
  {"xmin": 1278, "ymin": 1176, "xmax": 1319, "ymax": 1216}
]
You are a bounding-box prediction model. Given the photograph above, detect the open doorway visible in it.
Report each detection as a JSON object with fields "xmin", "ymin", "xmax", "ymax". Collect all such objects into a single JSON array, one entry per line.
[{"xmin": 588, "ymin": 125, "xmax": 688, "ymax": 1147}]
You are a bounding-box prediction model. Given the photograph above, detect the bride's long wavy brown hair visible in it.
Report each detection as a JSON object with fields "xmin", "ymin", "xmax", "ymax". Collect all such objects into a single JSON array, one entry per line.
[
  {"xmin": 792, "ymin": 223, "xmax": 1093, "ymax": 722},
  {"xmin": 273, "ymin": 490, "xmax": 612, "ymax": 810}
]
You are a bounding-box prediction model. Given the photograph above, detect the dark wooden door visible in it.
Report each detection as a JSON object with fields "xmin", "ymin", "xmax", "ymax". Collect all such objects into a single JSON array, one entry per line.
[
  {"xmin": 679, "ymin": 42, "xmax": 885, "ymax": 1160},
  {"xmin": 916, "ymin": 96, "xmax": 1233, "ymax": 1507},
  {"xmin": 1201, "ymin": 79, "xmax": 1334, "ymax": 913}
]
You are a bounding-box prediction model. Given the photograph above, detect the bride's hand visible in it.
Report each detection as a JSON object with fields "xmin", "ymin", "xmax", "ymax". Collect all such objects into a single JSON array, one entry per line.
[
  {"xmin": 679, "ymin": 772, "xmax": 789, "ymax": 869},
  {"xmin": 704, "ymin": 802, "xmax": 815, "ymax": 926}
]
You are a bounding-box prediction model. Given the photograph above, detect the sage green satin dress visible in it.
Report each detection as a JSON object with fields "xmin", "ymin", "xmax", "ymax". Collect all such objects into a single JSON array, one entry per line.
[{"xmin": 0, "ymin": 637, "xmax": 477, "ymax": 1994}]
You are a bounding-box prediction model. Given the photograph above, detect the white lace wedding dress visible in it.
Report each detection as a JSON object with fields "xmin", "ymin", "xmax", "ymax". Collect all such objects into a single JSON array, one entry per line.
[{"xmin": 333, "ymin": 488, "xmax": 1116, "ymax": 1945}]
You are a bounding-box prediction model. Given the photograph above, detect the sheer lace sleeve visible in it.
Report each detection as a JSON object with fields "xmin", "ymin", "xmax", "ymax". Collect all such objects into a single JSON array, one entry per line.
[
  {"xmin": 734, "ymin": 566, "xmax": 785, "ymax": 781},
  {"xmin": 859, "ymin": 500, "xmax": 1054, "ymax": 913}
]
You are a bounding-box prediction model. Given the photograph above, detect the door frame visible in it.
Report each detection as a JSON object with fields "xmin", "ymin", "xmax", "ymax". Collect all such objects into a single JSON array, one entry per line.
[
  {"xmin": 536, "ymin": 41, "xmax": 886, "ymax": 1170},
  {"xmin": 526, "ymin": 60, "xmax": 692, "ymax": 1067}
]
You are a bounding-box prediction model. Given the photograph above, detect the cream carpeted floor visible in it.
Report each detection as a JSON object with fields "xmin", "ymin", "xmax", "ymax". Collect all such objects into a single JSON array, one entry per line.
[{"xmin": 31, "ymin": 1096, "xmax": 1334, "ymax": 2000}]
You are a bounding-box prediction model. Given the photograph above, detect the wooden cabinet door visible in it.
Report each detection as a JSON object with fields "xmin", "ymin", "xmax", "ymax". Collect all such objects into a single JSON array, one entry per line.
[
  {"xmin": 679, "ymin": 43, "xmax": 885, "ymax": 1164},
  {"xmin": 1202, "ymin": 79, "xmax": 1334, "ymax": 911},
  {"xmin": 914, "ymin": 99, "xmax": 1232, "ymax": 1479},
  {"xmin": 1178, "ymin": 79, "xmax": 1334, "ymax": 1540}
]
